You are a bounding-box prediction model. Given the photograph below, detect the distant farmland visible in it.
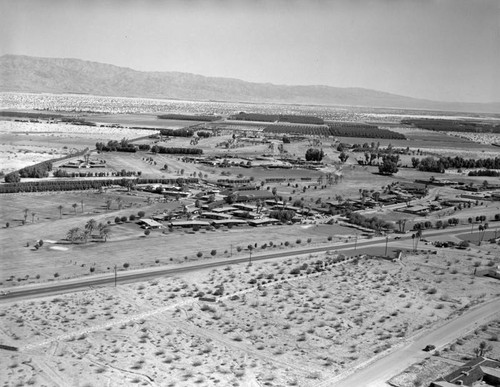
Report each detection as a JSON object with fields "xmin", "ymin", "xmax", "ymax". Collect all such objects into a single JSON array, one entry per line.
[{"xmin": 263, "ymin": 122, "xmax": 406, "ymax": 139}]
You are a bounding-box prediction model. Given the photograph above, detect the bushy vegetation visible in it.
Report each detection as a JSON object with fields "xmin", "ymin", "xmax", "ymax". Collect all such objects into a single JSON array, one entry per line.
[
  {"xmin": 415, "ymin": 156, "xmax": 500, "ymax": 172},
  {"xmin": 327, "ymin": 122, "xmax": 405, "ymax": 139},
  {"xmin": 151, "ymin": 145, "xmax": 203, "ymax": 155},
  {"xmin": 347, "ymin": 213, "xmax": 393, "ymax": 231},
  {"xmin": 378, "ymin": 155, "xmax": 400, "ymax": 175},
  {"xmin": 96, "ymin": 139, "xmax": 136, "ymax": 152},
  {"xmin": 4, "ymin": 160, "xmax": 53, "ymax": 182},
  {"xmin": 269, "ymin": 209, "xmax": 295, "ymax": 222},
  {"xmin": 305, "ymin": 148, "xmax": 324, "ymax": 162},
  {"xmin": 468, "ymin": 170, "xmax": 500, "ymax": 177},
  {"xmin": 159, "ymin": 128, "xmax": 195, "ymax": 137},
  {"xmin": 0, "ymin": 177, "xmax": 198, "ymax": 194}
]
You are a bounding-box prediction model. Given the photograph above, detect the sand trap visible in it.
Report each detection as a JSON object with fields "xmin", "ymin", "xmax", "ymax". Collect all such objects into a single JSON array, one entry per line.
[{"xmin": 50, "ymin": 246, "xmax": 68, "ymax": 251}]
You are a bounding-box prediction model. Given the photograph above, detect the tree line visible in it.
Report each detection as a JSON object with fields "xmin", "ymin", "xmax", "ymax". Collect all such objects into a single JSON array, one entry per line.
[
  {"xmin": 413, "ymin": 156, "xmax": 500, "ymax": 173},
  {"xmin": 150, "ymin": 145, "xmax": 203, "ymax": 155},
  {"xmin": 402, "ymin": 118, "xmax": 500, "ymax": 133},
  {"xmin": 0, "ymin": 177, "xmax": 199, "ymax": 194}
]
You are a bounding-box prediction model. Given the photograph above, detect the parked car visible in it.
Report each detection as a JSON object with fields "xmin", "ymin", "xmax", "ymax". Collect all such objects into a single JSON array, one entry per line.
[{"xmin": 423, "ymin": 344, "xmax": 436, "ymax": 352}]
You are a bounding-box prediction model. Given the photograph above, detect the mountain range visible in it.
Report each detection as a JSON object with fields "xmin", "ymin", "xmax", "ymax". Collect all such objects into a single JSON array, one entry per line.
[{"xmin": 1, "ymin": 55, "xmax": 498, "ymax": 113}]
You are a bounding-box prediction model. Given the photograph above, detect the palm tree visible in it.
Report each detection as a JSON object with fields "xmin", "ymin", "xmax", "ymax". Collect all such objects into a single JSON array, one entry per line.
[
  {"xmin": 23, "ymin": 208, "xmax": 29, "ymax": 223},
  {"xmin": 83, "ymin": 229, "xmax": 91, "ymax": 244},
  {"xmin": 31, "ymin": 212, "xmax": 36, "ymax": 223},
  {"xmin": 85, "ymin": 219, "xmax": 97, "ymax": 237},
  {"xmin": 479, "ymin": 223, "xmax": 488, "ymax": 246},
  {"xmin": 67, "ymin": 227, "xmax": 82, "ymax": 243},
  {"xmin": 99, "ymin": 226, "xmax": 111, "ymax": 242},
  {"xmin": 58, "ymin": 205, "xmax": 64, "ymax": 219},
  {"xmin": 415, "ymin": 229, "xmax": 422, "ymax": 251},
  {"xmin": 474, "ymin": 341, "xmax": 492, "ymax": 357},
  {"xmin": 72, "ymin": 203, "xmax": 78, "ymax": 214}
]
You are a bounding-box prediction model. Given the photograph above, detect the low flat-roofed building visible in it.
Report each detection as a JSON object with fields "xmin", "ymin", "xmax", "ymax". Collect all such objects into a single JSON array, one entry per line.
[
  {"xmin": 211, "ymin": 206, "xmax": 238, "ymax": 213},
  {"xmin": 137, "ymin": 218, "xmax": 163, "ymax": 229},
  {"xmin": 200, "ymin": 212, "xmax": 232, "ymax": 220},
  {"xmin": 233, "ymin": 203, "xmax": 257, "ymax": 211},
  {"xmin": 210, "ymin": 219, "xmax": 247, "ymax": 226},
  {"xmin": 248, "ymin": 218, "xmax": 280, "ymax": 227},
  {"xmin": 430, "ymin": 357, "xmax": 500, "ymax": 387},
  {"xmin": 169, "ymin": 220, "xmax": 211, "ymax": 228},
  {"xmin": 232, "ymin": 210, "xmax": 262, "ymax": 219}
]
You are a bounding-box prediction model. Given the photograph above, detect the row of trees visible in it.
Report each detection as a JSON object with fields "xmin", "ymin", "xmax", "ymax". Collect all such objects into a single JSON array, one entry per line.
[
  {"xmin": 402, "ymin": 118, "xmax": 500, "ymax": 133},
  {"xmin": 0, "ymin": 177, "xmax": 198, "ymax": 194},
  {"xmin": 468, "ymin": 170, "xmax": 500, "ymax": 177},
  {"xmin": 347, "ymin": 213, "xmax": 394, "ymax": 231},
  {"xmin": 53, "ymin": 169, "xmax": 140, "ymax": 178},
  {"xmin": 4, "ymin": 160, "xmax": 54, "ymax": 182},
  {"xmin": 150, "ymin": 145, "xmax": 203, "ymax": 155},
  {"xmin": 413, "ymin": 156, "xmax": 500, "ymax": 172},
  {"xmin": 263, "ymin": 123, "xmax": 406, "ymax": 139},
  {"xmin": 159, "ymin": 128, "xmax": 195, "ymax": 137},
  {"xmin": 96, "ymin": 139, "xmax": 136, "ymax": 152}
]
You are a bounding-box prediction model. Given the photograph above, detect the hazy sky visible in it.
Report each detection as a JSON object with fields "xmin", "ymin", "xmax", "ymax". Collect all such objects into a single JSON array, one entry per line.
[{"xmin": 1, "ymin": 0, "xmax": 499, "ymax": 103}]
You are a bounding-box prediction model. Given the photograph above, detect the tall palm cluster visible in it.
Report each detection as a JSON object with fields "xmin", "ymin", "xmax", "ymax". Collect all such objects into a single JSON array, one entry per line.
[{"xmin": 66, "ymin": 219, "xmax": 111, "ymax": 244}]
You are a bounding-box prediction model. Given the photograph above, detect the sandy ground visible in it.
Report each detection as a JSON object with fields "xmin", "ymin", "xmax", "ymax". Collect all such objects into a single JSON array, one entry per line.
[
  {"xmin": 1, "ymin": 246, "xmax": 499, "ymax": 386},
  {"xmin": 0, "ymin": 120, "xmax": 157, "ymax": 174}
]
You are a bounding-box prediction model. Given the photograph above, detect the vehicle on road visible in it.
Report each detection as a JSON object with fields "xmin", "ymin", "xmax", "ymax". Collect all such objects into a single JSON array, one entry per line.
[{"xmin": 423, "ymin": 344, "xmax": 436, "ymax": 352}]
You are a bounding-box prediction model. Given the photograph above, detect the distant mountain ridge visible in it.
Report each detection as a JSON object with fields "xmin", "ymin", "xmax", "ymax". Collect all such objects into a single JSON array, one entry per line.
[{"xmin": 1, "ymin": 55, "xmax": 498, "ymax": 113}]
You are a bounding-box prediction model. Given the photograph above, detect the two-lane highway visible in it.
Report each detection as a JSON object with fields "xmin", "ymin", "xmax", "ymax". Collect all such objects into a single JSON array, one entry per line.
[
  {"xmin": 0, "ymin": 224, "xmax": 476, "ymax": 303},
  {"xmin": 0, "ymin": 236, "xmax": 393, "ymax": 302}
]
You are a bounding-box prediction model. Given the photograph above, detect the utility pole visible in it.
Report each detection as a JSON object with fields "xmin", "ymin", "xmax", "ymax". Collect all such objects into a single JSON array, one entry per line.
[
  {"xmin": 385, "ymin": 235, "xmax": 389, "ymax": 257},
  {"xmin": 230, "ymin": 244, "xmax": 233, "ymax": 257},
  {"xmin": 114, "ymin": 265, "xmax": 117, "ymax": 287},
  {"xmin": 354, "ymin": 232, "xmax": 358, "ymax": 251},
  {"xmin": 249, "ymin": 250, "xmax": 252, "ymax": 265}
]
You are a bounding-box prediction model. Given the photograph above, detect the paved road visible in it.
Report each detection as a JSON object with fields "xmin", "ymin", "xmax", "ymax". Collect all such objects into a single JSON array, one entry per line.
[
  {"xmin": 0, "ymin": 224, "xmax": 475, "ymax": 303},
  {"xmin": 326, "ymin": 297, "xmax": 500, "ymax": 387},
  {"xmin": 0, "ymin": 237, "xmax": 389, "ymax": 302}
]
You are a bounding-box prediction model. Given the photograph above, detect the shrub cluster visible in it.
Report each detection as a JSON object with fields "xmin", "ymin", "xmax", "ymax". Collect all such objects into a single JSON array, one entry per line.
[{"xmin": 151, "ymin": 145, "xmax": 202, "ymax": 155}]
